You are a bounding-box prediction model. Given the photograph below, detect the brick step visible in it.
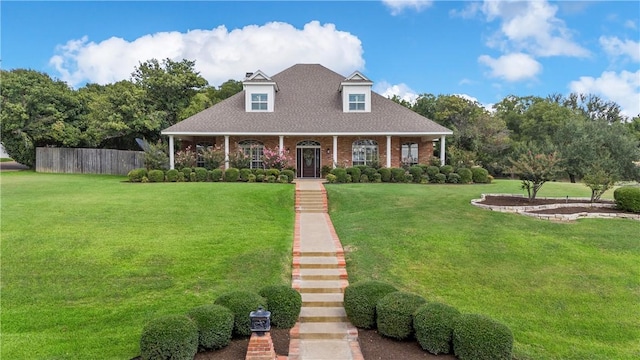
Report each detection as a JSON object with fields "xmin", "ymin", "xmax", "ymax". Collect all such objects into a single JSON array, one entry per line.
[
  {"xmin": 298, "ymin": 280, "xmax": 343, "ymax": 293},
  {"xmin": 298, "ymin": 322, "xmax": 349, "ymax": 340},
  {"xmin": 298, "ymin": 257, "xmax": 338, "ymax": 269},
  {"xmin": 296, "ymin": 208, "xmax": 326, "ymax": 213},
  {"xmin": 299, "ymin": 268, "xmax": 342, "ymax": 280},
  {"xmin": 299, "ymin": 251, "xmax": 336, "ymax": 257},
  {"xmin": 301, "ymin": 293, "xmax": 344, "ymax": 307},
  {"xmin": 299, "ymin": 307, "xmax": 347, "ymax": 322}
]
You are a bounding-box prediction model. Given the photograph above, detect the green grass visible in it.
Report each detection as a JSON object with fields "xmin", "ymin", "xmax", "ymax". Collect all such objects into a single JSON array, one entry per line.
[
  {"xmin": 0, "ymin": 172, "xmax": 295, "ymax": 359},
  {"xmin": 0, "ymin": 158, "xmax": 13, "ymax": 162},
  {"xmin": 326, "ymin": 180, "xmax": 640, "ymax": 360}
]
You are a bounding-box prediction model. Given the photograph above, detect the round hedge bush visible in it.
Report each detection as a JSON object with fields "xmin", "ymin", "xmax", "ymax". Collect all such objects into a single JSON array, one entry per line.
[
  {"xmin": 259, "ymin": 285, "xmax": 302, "ymax": 328},
  {"xmin": 331, "ymin": 168, "xmax": 348, "ymax": 183},
  {"xmin": 147, "ymin": 169, "xmax": 165, "ymax": 183},
  {"xmin": 166, "ymin": 169, "xmax": 179, "ymax": 182},
  {"xmin": 344, "ymin": 281, "xmax": 397, "ymax": 329},
  {"xmin": 194, "ymin": 167, "xmax": 208, "ymax": 182},
  {"xmin": 181, "ymin": 167, "xmax": 192, "ymax": 182},
  {"xmin": 140, "ymin": 315, "xmax": 198, "ymax": 360},
  {"xmin": 390, "ymin": 168, "xmax": 406, "ymax": 183},
  {"xmin": 426, "ymin": 166, "xmax": 440, "ymax": 180},
  {"xmin": 409, "ymin": 166, "xmax": 424, "ymax": 183},
  {"xmin": 434, "ymin": 173, "xmax": 447, "ymax": 184},
  {"xmin": 128, "ymin": 168, "xmax": 148, "ymax": 182},
  {"xmin": 414, "ymin": 302, "xmax": 461, "ymax": 355},
  {"xmin": 447, "ymin": 173, "xmax": 461, "ymax": 184},
  {"xmin": 377, "ymin": 168, "xmax": 391, "ymax": 182},
  {"xmin": 614, "ymin": 186, "xmax": 640, "ymax": 213},
  {"xmin": 376, "ymin": 291, "xmax": 426, "ymax": 340},
  {"xmin": 266, "ymin": 168, "xmax": 280, "ymax": 178},
  {"xmin": 453, "ymin": 314, "xmax": 513, "ymax": 360},
  {"xmin": 186, "ymin": 304, "xmax": 234, "ymax": 350},
  {"xmin": 214, "ymin": 291, "xmax": 266, "ymax": 337},
  {"xmin": 281, "ymin": 169, "xmax": 295, "ymax": 183},
  {"xmin": 456, "ymin": 168, "xmax": 472, "ymax": 184},
  {"xmin": 224, "ymin": 168, "xmax": 240, "ymax": 182},
  {"xmin": 471, "ymin": 167, "xmax": 490, "ymax": 183},
  {"xmin": 239, "ymin": 168, "xmax": 252, "ymax": 182},
  {"xmin": 440, "ymin": 165, "xmax": 454, "ymax": 175},
  {"xmin": 347, "ymin": 167, "xmax": 362, "ymax": 183},
  {"xmin": 211, "ymin": 168, "xmax": 223, "ymax": 182}
]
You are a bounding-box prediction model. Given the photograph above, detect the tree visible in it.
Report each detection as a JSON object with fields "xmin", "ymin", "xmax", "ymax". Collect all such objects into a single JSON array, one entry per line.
[
  {"xmin": 582, "ymin": 161, "xmax": 617, "ymax": 202},
  {"xmin": 79, "ymin": 81, "xmax": 163, "ymax": 149},
  {"xmin": 509, "ymin": 151, "xmax": 563, "ymax": 201},
  {"xmin": 131, "ymin": 58, "xmax": 208, "ymax": 129},
  {"xmin": 0, "ymin": 69, "xmax": 84, "ymax": 167}
]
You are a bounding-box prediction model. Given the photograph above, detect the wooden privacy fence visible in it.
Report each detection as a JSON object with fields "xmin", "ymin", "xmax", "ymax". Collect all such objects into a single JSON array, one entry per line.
[{"xmin": 36, "ymin": 147, "xmax": 145, "ymax": 175}]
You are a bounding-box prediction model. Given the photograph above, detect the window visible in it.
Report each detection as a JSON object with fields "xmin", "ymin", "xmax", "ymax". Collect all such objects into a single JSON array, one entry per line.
[
  {"xmin": 348, "ymin": 94, "xmax": 365, "ymax": 111},
  {"xmin": 401, "ymin": 142, "xmax": 419, "ymax": 166},
  {"xmin": 352, "ymin": 139, "xmax": 378, "ymax": 166},
  {"xmin": 239, "ymin": 140, "xmax": 264, "ymax": 169},
  {"xmin": 251, "ymin": 93, "xmax": 268, "ymax": 110},
  {"xmin": 196, "ymin": 142, "xmax": 213, "ymax": 168}
]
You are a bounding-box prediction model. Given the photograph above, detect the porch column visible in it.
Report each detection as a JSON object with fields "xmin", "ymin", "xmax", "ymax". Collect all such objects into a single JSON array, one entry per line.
[
  {"xmin": 332, "ymin": 136, "xmax": 338, "ymax": 168},
  {"xmin": 386, "ymin": 136, "xmax": 392, "ymax": 168},
  {"xmin": 224, "ymin": 135, "xmax": 230, "ymax": 169},
  {"xmin": 168, "ymin": 135, "xmax": 175, "ymax": 170},
  {"xmin": 440, "ymin": 135, "xmax": 446, "ymax": 166},
  {"xmin": 279, "ymin": 135, "xmax": 284, "ymax": 154}
]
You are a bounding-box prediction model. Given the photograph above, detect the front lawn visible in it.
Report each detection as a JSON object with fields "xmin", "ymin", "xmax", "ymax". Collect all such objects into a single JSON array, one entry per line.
[
  {"xmin": 0, "ymin": 172, "xmax": 295, "ymax": 359},
  {"xmin": 327, "ymin": 180, "xmax": 639, "ymax": 360}
]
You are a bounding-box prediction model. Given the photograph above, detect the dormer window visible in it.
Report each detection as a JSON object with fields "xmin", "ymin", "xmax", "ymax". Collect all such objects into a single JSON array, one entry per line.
[
  {"xmin": 349, "ymin": 94, "xmax": 366, "ymax": 111},
  {"xmin": 251, "ymin": 93, "xmax": 268, "ymax": 111}
]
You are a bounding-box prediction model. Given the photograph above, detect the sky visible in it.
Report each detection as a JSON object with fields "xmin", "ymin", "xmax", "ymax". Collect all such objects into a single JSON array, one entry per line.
[{"xmin": 2, "ymin": 0, "xmax": 639, "ymax": 117}]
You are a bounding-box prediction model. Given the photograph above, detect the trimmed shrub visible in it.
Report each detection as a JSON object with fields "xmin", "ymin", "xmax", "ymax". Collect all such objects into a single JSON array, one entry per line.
[
  {"xmin": 426, "ymin": 166, "xmax": 440, "ymax": 180},
  {"xmin": 259, "ymin": 285, "xmax": 302, "ymax": 328},
  {"xmin": 420, "ymin": 175, "xmax": 430, "ymax": 184},
  {"xmin": 457, "ymin": 168, "xmax": 472, "ymax": 184},
  {"xmin": 181, "ymin": 167, "xmax": 192, "ymax": 182},
  {"xmin": 248, "ymin": 174, "xmax": 256, "ymax": 183},
  {"xmin": 378, "ymin": 168, "xmax": 392, "ymax": 183},
  {"xmin": 256, "ymin": 174, "xmax": 265, "ymax": 182},
  {"xmin": 363, "ymin": 167, "xmax": 378, "ymax": 180},
  {"xmin": 360, "ymin": 174, "xmax": 369, "ymax": 183},
  {"xmin": 453, "ymin": 314, "xmax": 513, "ymax": 360},
  {"xmin": 266, "ymin": 175, "xmax": 276, "ymax": 183},
  {"xmin": 224, "ymin": 168, "xmax": 239, "ymax": 182},
  {"xmin": 376, "ymin": 292, "xmax": 426, "ymax": 340},
  {"xmin": 177, "ymin": 172, "xmax": 185, "ymax": 182},
  {"xmin": 343, "ymin": 281, "xmax": 398, "ymax": 329},
  {"xmin": 166, "ymin": 169, "xmax": 179, "ymax": 182},
  {"xmin": 147, "ymin": 170, "xmax": 165, "ymax": 183},
  {"xmin": 189, "ymin": 172, "xmax": 196, "ymax": 182},
  {"xmin": 254, "ymin": 168, "xmax": 265, "ymax": 177},
  {"xmin": 266, "ymin": 168, "xmax": 280, "ymax": 178},
  {"xmin": 347, "ymin": 167, "xmax": 362, "ymax": 183},
  {"xmin": 346, "ymin": 174, "xmax": 353, "ymax": 183},
  {"xmin": 405, "ymin": 174, "xmax": 413, "ymax": 183},
  {"xmin": 614, "ymin": 186, "xmax": 640, "ymax": 213},
  {"xmin": 372, "ymin": 173, "xmax": 382, "ymax": 183},
  {"xmin": 278, "ymin": 174, "xmax": 289, "ymax": 183},
  {"xmin": 186, "ymin": 304, "xmax": 234, "ymax": 350},
  {"xmin": 211, "ymin": 168, "xmax": 223, "ymax": 182},
  {"xmin": 214, "ymin": 291, "xmax": 267, "ymax": 337},
  {"xmin": 414, "ymin": 302, "xmax": 461, "ymax": 355},
  {"xmin": 141, "ymin": 176, "xmax": 149, "ymax": 183},
  {"xmin": 440, "ymin": 165, "xmax": 454, "ymax": 175},
  {"xmin": 434, "ymin": 173, "xmax": 447, "ymax": 184},
  {"xmin": 390, "ymin": 168, "xmax": 406, "ymax": 183},
  {"xmin": 239, "ymin": 168, "xmax": 252, "ymax": 182},
  {"xmin": 326, "ymin": 174, "xmax": 337, "ymax": 183},
  {"xmin": 447, "ymin": 173, "xmax": 461, "ymax": 184},
  {"xmin": 331, "ymin": 168, "xmax": 348, "ymax": 183},
  {"xmin": 140, "ymin": 315, "xmax": 198, "ymax": 360},
  {"xmin": 194, "ymin": 167, "xmax": 208, "ymax": 182},
  {"xmin": 128, "ymin": 168, "xmax": 148, "ymax": 182},
  {"xmin": 409, "ymin": 166, "xmax": 423, "ymax": 183},
  {"xmin": 281, "ymin": 169, "xmax": 295, "ymax": 183},
  {"xmin": 321, "ymin": 165, "xmax": 332, "ymax": 178},
  {"xmin": 471, "ymin": 167, "xmax": 490, "ymax": 183}
]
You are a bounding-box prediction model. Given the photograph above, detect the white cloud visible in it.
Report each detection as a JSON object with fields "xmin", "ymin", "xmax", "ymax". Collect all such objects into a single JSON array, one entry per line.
[
  {"xmin": 624, "ymin": 20, "xmax": 637, "ymax": 30},
  {"xmin": 374, "ymin": 81, "xmax": 419, "ymax": 104},
  {"xmin": 599, "ymin": 36, "xmax": 640, "ymax": 62},
  {"xmin": 477, "ymin": 0, "xmax": 590, "ymax": 58},
  {"xmin": 569, "ymin": 70, "xmax": 640, "ymax": 118},
  {"xmin": 453, "ymin": 93, "xmax": 495, "ymax": 113},
  {"xmin": 478, "ymin": 53, "xmax": 542, "ymax": 82},
  {"xmin": 49, "ymin": 21, "xmax": 364, "ymax": 87},
  {"xmin": 382, "ymin": 0, "xmax": 433, "ymax": 16}
]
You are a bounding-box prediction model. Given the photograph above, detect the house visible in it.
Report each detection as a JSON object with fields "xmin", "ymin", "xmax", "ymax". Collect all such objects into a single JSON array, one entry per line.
[{"xmin": 161, "ymin": 64, "xmax": 453, "ymax": 178}]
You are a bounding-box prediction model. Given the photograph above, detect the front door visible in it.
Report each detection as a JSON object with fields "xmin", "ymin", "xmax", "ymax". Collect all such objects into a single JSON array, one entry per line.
[{"xmin": 297, "ymin": 147, "xmax": 321, "ymax": 178}]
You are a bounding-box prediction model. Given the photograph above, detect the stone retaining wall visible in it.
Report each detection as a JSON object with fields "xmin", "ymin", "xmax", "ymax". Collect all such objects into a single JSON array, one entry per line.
[{"xmin": 471, "ymin": 194, "xmax": 640, "ymax": 222}]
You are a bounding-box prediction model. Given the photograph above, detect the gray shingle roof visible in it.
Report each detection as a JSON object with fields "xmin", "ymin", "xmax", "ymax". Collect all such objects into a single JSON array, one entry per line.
[{"xmin": 162, "ymin": 64, "xmax": 452, "ymax": 136}]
